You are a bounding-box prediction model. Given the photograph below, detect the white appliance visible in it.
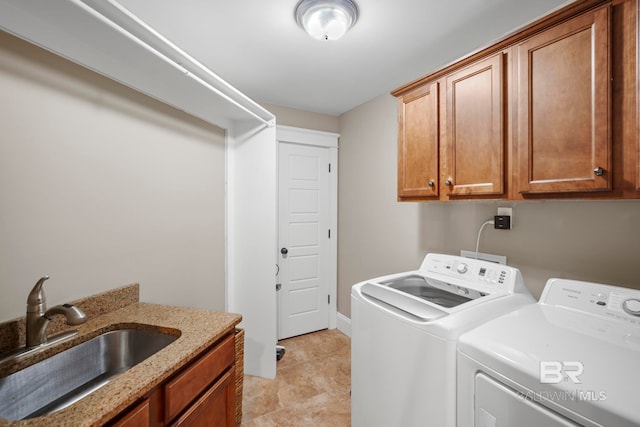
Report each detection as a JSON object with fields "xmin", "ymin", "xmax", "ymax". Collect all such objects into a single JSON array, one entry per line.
[
  {"xmin": 351, "ymin": 253, "xmax": 535, "ymax": 427},
  {"xmin": 457, "ymin": 278, "xmax": 640, "ymax": 427}
]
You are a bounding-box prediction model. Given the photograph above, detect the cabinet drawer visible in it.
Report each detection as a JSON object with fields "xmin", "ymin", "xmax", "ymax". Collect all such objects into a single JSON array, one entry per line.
[
  {"xmin": 171, "ymin": 368, "xmax": 235, "ymax": 427},
  {"xmin": 110, "ymin": 398, "xmax": 150, "ymax": 427},
  {"xmin": 165, "ymin": 334, "xmax": 234, "ymax": 421}
]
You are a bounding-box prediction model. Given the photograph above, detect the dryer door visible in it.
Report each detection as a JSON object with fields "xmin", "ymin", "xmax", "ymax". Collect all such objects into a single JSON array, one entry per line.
[{"xmin": 475, "ymin": 373, "xmax": 580, "ymax": 427}]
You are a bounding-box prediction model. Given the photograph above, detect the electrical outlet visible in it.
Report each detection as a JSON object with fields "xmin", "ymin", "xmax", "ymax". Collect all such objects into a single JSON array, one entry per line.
[{"xmin": 497, "ymin": 207, "xmax": 513, "ymax": 229}]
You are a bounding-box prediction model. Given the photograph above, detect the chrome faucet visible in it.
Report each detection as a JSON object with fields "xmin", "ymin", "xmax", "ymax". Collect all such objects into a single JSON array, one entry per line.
[{"xmin": 26, "ymin": 276, "xmax": 87, "ymax": 348}]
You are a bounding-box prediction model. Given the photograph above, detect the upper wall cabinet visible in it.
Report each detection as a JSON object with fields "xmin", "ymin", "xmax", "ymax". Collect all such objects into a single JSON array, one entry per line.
[
  {"xmin": 394, "ymin": 0, "xmax": 638, "ymax": 202},
  {"xmin": 444, "ymin": 53, "xmax": 505, "ymax": 197},
  {"xmin": 516, "ymin": 6, "xmax": 611, "ymax": 194},
  {"xmin": 397, "ymin": 82, "xmax": 440, "ymax": 200},
  {"xmin": 396, "ymin": 53, "xmax": 506, "ymax": 202}
]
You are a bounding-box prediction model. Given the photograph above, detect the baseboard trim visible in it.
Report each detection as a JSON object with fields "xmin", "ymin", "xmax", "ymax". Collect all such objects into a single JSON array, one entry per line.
[{"xmin": 336, "ymin": 312, "xmax": 351, "ymax": 337}]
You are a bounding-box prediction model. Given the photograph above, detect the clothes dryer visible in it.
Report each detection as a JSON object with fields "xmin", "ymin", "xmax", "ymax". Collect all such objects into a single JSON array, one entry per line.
[{"xmin": 457, "ymin": 278, "xmax": 640, "ymax": 427}]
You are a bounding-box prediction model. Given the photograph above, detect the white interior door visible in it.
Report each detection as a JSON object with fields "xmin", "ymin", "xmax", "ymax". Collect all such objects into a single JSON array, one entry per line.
[{"xmin": 278, "ymin": 142, "xmax": 331, "ymax": 340}]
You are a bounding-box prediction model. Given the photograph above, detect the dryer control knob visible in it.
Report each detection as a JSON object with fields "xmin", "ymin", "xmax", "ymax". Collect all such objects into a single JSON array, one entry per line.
[
  {"xmin": 622, "ymin": 298, "xmax": 640, "ymax": 316},
  {"xmin": 456, "ymin": 263, "xmax": 468, "ymax": 274}
]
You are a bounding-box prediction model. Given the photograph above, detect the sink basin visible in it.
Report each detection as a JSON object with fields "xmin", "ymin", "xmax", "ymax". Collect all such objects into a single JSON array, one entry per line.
[{"xmin": 0, "ymin": 327, "xmax": 179, "ymax": 420}]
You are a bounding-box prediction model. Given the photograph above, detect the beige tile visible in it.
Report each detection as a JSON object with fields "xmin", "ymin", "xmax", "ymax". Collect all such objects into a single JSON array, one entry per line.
[{"xmin": 242, "ymin": 329, "xmax": 351, "ymax": 426}]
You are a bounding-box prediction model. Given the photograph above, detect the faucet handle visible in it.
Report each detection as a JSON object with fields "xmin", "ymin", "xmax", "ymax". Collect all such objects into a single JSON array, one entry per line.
[{"xmin": 27, "ymin": 276, "xmax": 50, "ymax": 309}]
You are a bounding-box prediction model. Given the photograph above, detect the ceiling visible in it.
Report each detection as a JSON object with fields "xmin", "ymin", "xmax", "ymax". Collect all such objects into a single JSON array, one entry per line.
[{"xmin": 117, "ymin": 0, "xmax": 574, "ymax": 116}]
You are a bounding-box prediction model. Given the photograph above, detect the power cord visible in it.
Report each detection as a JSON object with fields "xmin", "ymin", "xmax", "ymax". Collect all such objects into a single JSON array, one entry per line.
[{"xmin": 475, "ymin": 219, "xmax": 495, "ymax": 259}]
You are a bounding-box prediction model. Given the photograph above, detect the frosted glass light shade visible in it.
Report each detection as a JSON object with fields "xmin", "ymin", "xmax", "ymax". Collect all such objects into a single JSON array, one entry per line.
[{"xmin": 295, "ymin": 0, "xmax": 359, "ymax": 41}]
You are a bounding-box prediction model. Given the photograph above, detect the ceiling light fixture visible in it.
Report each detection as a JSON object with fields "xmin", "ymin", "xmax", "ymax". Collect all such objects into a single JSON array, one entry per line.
[{"xmin": 295, "ymin": 0, "xmax": 359, "ymax": 41}]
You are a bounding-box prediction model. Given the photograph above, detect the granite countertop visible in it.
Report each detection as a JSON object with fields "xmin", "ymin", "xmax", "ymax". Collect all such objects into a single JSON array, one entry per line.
[{"xmin": 0, "ymin": 301, "xmax": 242, "ymax": 427}]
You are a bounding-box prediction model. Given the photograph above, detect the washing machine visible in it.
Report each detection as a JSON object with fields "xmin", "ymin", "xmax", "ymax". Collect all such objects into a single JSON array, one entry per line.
[
  {"xmin": 351, "ymin": 253, "xmax": 535, "ymax": 427},
  {"xmin": 457, "ymin": 278, "xmax": 640, "ymax": 427}
]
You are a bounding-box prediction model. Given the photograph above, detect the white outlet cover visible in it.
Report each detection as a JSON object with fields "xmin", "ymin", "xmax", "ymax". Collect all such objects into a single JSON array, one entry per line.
[{"xmin": 497, "ymin": 207, "xmax": 513, "ymax": 228}]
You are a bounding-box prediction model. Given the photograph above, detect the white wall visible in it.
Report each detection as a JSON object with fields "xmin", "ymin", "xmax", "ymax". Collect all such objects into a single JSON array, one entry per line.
[
  {"xmin": 226, "ymin": 120, "xmax": 277, "ymax": 378},
  {"xmin": 337, "ymin": 93, "xmax": 640, "ymax": 318},
  {"xmin": 337, "ymin": 94, "xmax": 428, "ymax": 317},
  {"xmin": 0, "ymin": 32, "xmax": 227, "ymax": 321},
  {"xmin": 261, "ymin": 103, "xmax": 339, "ymax": 134}
]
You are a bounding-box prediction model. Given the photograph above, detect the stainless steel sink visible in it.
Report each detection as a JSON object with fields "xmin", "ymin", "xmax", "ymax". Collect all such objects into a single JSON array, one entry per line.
[{"xmin": 0, "ymin": 327, "xmax": 179, "ymax": 420}]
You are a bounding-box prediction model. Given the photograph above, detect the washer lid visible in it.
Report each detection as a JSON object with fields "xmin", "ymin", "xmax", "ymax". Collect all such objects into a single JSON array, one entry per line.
[
  {"xmin": 458, "ymin": 302, "xmax": 640, "ymax": 427},
  {"xmin": 380, "ymin": 275, "xmax": 478, "ymax": 307},
  {"xmin": 360, "ymin": 281, "xmax": 449, "ymax": 321}
]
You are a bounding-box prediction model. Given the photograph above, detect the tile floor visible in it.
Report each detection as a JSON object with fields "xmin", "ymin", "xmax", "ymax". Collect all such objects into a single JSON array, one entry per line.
[{"xmin": 241, "ymin": 329, "xmax": 351, "ymax": 426}]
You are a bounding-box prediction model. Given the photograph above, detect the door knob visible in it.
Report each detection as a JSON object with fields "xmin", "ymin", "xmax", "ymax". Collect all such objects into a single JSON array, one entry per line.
[{"xmin": 281, "ymin": 248, "xmax": 288, "ymax": 255}]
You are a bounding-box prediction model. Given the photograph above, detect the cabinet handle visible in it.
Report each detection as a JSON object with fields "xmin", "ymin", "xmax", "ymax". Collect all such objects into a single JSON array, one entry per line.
[
  {"xmin": 593, "ymin": 166, "xmax": 604, "ymax": 177},
  {"xmin": 428, "ymin": 180, "xmax": 435, "ymax": 188},
  {"xmin": 445, "ymin": 179, "xmax": 452, "ymax": 186}
]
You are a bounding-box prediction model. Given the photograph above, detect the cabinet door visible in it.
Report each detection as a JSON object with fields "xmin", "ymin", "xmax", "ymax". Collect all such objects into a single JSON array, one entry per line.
[
  {"xmin": 110, "ymin": 398, "xmax": 150, "ymax": 427},
  {"xmin": 517, "ymin": 7, "xmax": 611, "ymax": 194},
  {"xmin": 397, "ymin": 82, "xmax": 439, "ymax": 200},
  {"xmin": 444, "ymin": 53, "xmax": 504, "ymax": 196},
  {"xmin": 172, "ymin": 368, "xmax": 235, "ymax": 427},
  {"xmin": 165, "ymin": 334, "xmax": 234, "ymax": 422}
]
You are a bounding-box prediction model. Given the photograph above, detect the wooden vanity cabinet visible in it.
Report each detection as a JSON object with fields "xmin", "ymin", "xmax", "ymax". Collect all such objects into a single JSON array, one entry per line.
[
  {"xmin": 516, "ymin": 5, "xmax": 611, "ymax": 195},
  {"xmin": 164, "ymin": 333, "xmax": 235, "ymax": 426},
  {"xmin": 171, "ymin": 369, "xmax": 235, "ymax": 427},
  {"xmin": 108, "ymin": 332, "xmax": 236, "ymax": 427}
]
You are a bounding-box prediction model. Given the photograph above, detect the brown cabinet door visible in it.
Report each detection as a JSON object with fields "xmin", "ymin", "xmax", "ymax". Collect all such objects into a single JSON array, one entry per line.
[
  {"xmin": 517, "ymin": 6, "xmax": 611, "ymax": 194},
  {"xmin": 110, "ymin": 399, "xmax": 150, "ymax": 427},
  {"xmin": 397, "ymin": 81, "xmax": 439, "ymax": 200},
  {"xmin": 444, "ymin": 53, "xmax": 505, "ymax": 196},
  {"xmin": 171, "ymin": 368, "xmax": 235, "ymax": 427},
  {"xmin": 165, "ymin": 334, "xmax": 235, "ymax": 422}
]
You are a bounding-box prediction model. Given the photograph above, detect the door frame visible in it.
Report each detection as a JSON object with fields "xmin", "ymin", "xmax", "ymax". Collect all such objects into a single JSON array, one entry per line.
[{"xmin": 276, "ymin": 125, "xmax": 339, "ymax": 332}]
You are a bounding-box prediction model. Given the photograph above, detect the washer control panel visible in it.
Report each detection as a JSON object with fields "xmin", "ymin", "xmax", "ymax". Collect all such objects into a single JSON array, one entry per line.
[
  {"xmin": 542, "ymin": 278, "xmax": 640, "ymax": 325},
  {"xmin": 420, "ymin": 253, "xmax": 517, "ymax": 291}
]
